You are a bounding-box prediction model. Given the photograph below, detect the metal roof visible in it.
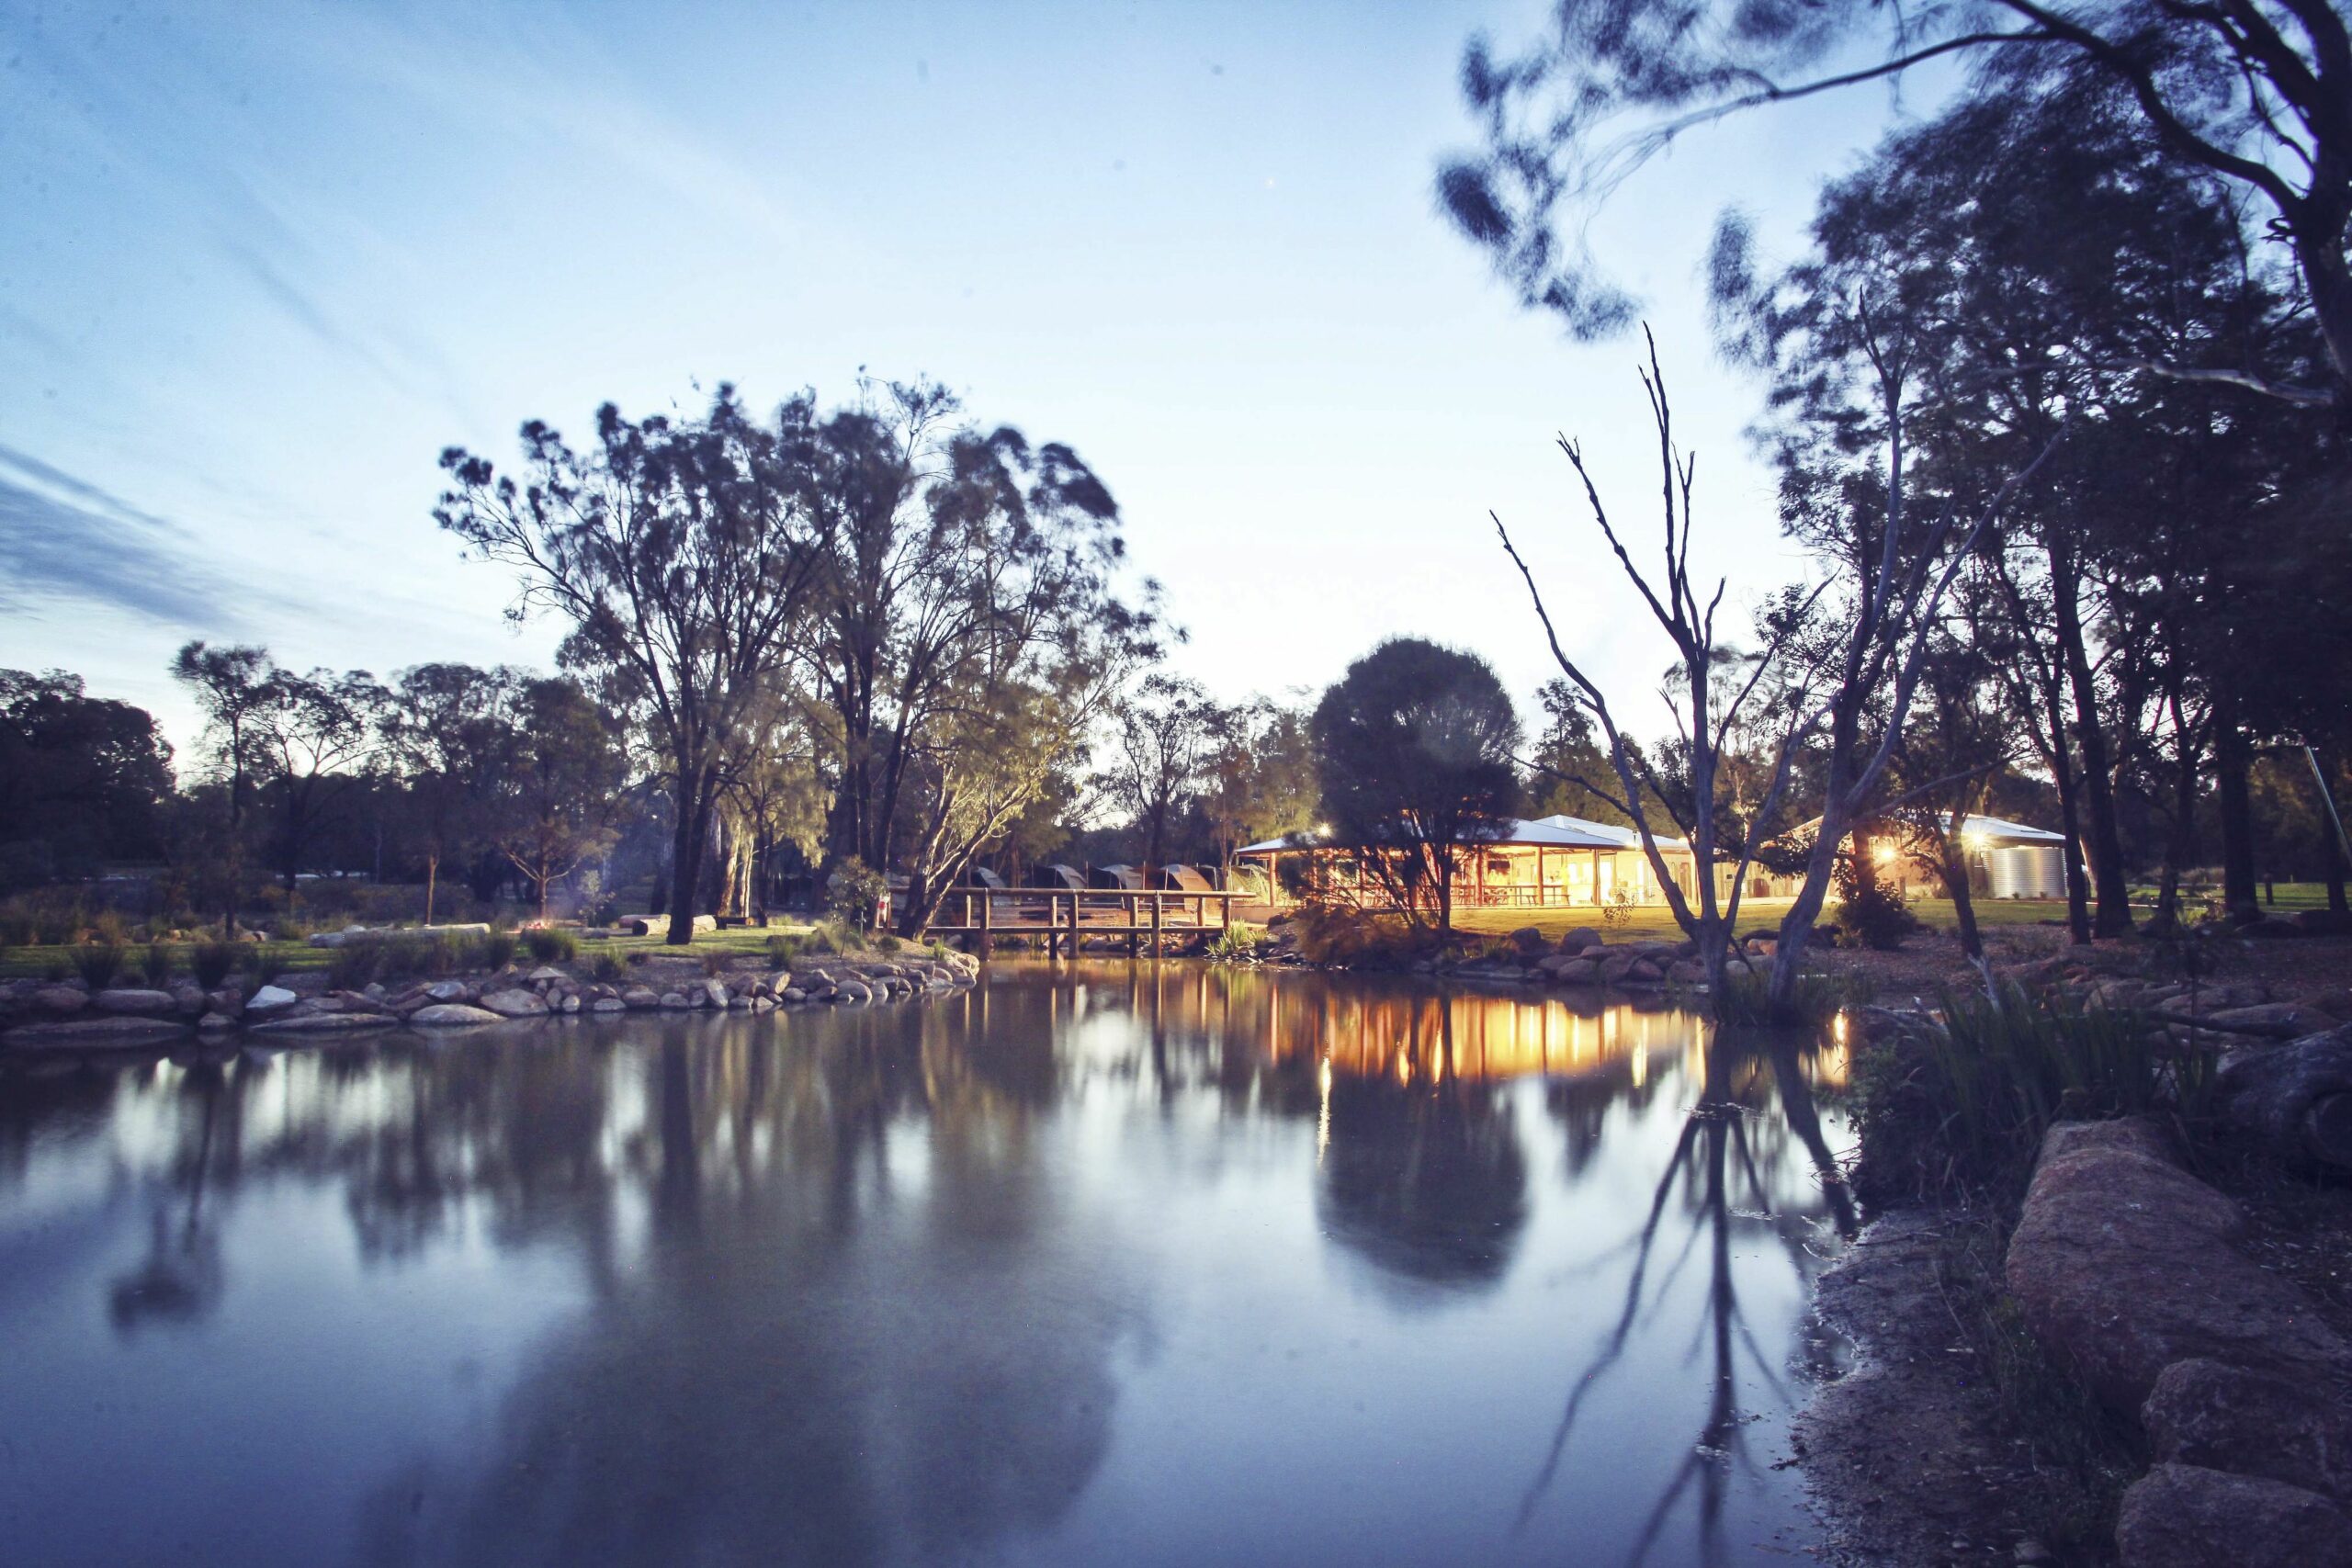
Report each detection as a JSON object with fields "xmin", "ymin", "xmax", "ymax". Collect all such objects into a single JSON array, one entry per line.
[
  {"xmin": 1237, "ymin": 814, "xmax": 1686, "ymax": 855},
  {"xmin": 1956, "ymin": 814, "xmax": 2068, "ymax": 845}
]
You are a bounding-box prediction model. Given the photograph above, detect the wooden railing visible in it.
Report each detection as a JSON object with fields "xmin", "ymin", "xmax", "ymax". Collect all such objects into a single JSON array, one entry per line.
[{"xmin": 927, "ymin": 888, "xmax": 1237, "ymax": 957}]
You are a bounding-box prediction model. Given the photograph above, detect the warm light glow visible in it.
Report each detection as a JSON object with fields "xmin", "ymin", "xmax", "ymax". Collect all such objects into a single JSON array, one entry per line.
[
  {"xmin": 1832, "ymin": 1010, "xmax": 1849, "ymax": 1046},
  {"xmin": 1871, "ymin": 842, "xmax": 1896, "ymax": 864}
]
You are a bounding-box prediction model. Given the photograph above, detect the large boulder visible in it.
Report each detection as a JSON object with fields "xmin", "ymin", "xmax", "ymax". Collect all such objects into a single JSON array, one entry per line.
[
  {"xmin": 407, "ymin": 1003, "xmax": 505, "ymax": 1028},
  {"xmin": 621, "ymin": 986, "xmax": 660, "ymax": 1010},
  {"xmin": 2217, "ymin": 1028, "xmax": 2352, "ymax": 1174},
  {"xmin": 2006, "ymin": 1119, "xmax": 2352, "ymax": 1413},
  {"xmin": 477, "ymin": 988, "xmax": 549, "ymax": 1019},
  {"xmin": 92, "ymin": 987, "xmax": 177, "ymax": 1016},
  {"xmin": 28, "ymin": 985, "xmax": 87, "ymax": 1015},
  {"xmin": 6, "ymin": 1015, "xmax": 188, "ymax": 1046},
  {"xmin": 2115, "ymin": 1463, "xmax": 2352, "ymax": 1568},
  {"xmin": 699, "ymin": 978, "xmax": 729, "ymax": 1010},
  {"xmin": 2201, "ymin": 1002, "xmax": 2340, "ymax": 1039},
  {"xmin": 243, "ymin": 985, "xmax": 300, "ymax": 1018},
  {"xmin": 2143, "ymin": 1359, "xmax": 2352, "ymax": 1506},
  {"xmin": 245, "ymin": 1012, "xmax": 395, "ymax": 1035}
]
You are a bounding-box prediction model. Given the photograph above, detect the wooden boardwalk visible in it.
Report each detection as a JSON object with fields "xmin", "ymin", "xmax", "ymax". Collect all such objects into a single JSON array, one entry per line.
[{"xmin": 926, "ymin": 888, "xmax": 1237, "ymax": 957}]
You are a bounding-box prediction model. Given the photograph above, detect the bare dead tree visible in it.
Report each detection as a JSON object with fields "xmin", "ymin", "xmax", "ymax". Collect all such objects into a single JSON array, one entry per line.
[{"xmin": 1494, "ymin": 331, "xmax": 2060, "ymax": 1019}]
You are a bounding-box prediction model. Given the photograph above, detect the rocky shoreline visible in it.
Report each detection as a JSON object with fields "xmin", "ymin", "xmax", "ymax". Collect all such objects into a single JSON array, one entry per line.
[{"xmin": 0, "ymin": 948, "xmax": 982, "ymax": 1048}]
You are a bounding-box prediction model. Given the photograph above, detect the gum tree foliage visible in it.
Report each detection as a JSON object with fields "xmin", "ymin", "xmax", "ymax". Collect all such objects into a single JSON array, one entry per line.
[
  {"xmin": 436, "ymin": 388, "xmax": 834, "ymax": 944},
  {"xmin": 1439, "ymin": 0, "xmax": 2352, "ymax": 416},
  {"xmin": 380, "ymin": 662, "xmax": 529, "ymax": 925},
  {"xmin": 1310, "ymin": 637, "xmax": 1522, "ymax": 941},
  {"xmin": 790, "ymin": 380, "xmax": 1159, "ymax": 937},
  {"xmin": 0, "ymin": 670, "xmax": 174, "ymax": 890},
  {"xmin": 494, "ymin": 677, "xmax": 628, "ymax": 922},
  {"xmin": 1198, "ymin": 698, "xmax": 1322, "ymax": 874},
  {"xmin": 1097, "ymin": 673, "xmax": 1233, "ymax": 877},
  {"xmin": 239, "ymin": 661, "xmax": 386, "ymax": 892}
]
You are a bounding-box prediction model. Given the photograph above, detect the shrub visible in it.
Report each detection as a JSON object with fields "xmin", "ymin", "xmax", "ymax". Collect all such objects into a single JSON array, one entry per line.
[
  {"xmin": 874, "ymin": 933, "xmax": 902, "ymax": 954},
  {"xmin": 1288, "ymin": 905, "xmax": 1413, "ymax": 966},
  {"xmin": 73, "ymin": 942, "xmax": 126, "ymax": 988},
  {"xmin": 765, "ymin": 934, "xmax": 803, "ymax": 967},
  {"xmin": 1834, "ymin": 854, "xmax": 1918, "ymax": 950},
  {"xmin": 524, "ymin": 927, "xmax": 579, "ymax": 964},
  {"xmin": 481, "ymin": 931, "xmax": 516, "ymax": 971},
  {"xmin": 801, "ymin": 920, "xmax": 847, "ymax": 957},
  {"xmin": 275, "ymin": 916, "xmax": 313, "ymax": 944},
  {"xmin": 590, "ymin": 951, "xmax": 627, "ymax": 983},
  {"xmin": 190, "ymin": 940, "xmax": 241, "ymax": 989},
  {"xmin": 1711, "ymin": 965, "xmax": 1862, "ymax": 1026},
  {"xmin": 823, "ymin": 858, "xmax": 888, "ymax": 928},
  {"xmin": 141, "ymin": 942, "xmax": 175, "ymax": 987},
  {"xmin": 700, "ymin": 950, "xmax": 729, "ymax": 977}
]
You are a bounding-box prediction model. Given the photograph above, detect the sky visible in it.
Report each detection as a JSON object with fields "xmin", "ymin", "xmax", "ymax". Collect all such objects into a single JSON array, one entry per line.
[{"xmin": 1, "ymin": 0, "xmax": 1937, "ymax": 760}]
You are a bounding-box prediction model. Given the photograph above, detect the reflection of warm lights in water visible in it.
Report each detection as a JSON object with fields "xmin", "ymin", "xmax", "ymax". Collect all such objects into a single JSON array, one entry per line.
[
  {"xmin": 1630, "ymin": 1043, "xmax": 1645, "ymax": 1088},
  {"xmin": 1317, "ymin": 1056, "xmax": 1332, "ymax": 1161},
  {"xmin": 1833, "ymin": 1010, "xmax": 1849, "ymax": 1046}
]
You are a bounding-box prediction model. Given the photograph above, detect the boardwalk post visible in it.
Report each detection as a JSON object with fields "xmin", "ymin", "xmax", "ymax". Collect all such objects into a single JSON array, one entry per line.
[
  {"xmin": 978, "ymin": 887, "xmax": 993, "ymax": 959},
  {"xmin": 1150, "ymin": 892, "xmax": 1163, "ymax": 956}
]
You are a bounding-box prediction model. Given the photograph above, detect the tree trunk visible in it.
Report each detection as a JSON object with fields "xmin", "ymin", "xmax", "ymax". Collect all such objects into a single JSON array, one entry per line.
[
  {"xmin": 2213, "ymin": 716, "xmax": 2260, "ymax": 921},
  {"xmin": 2052, "ymin": 556, "xmax": 2131, "ymax": 936},
  {"xmin": 665, "ymin": 765, "xmax": 715, "ymax": 946},
  {"xmin": 1941, "ymin": 823, "xmax": 1983, "ymax": 962},
  {"xmin": 424, "ymin": 854, "xmax": 438, "ymax": 928}
]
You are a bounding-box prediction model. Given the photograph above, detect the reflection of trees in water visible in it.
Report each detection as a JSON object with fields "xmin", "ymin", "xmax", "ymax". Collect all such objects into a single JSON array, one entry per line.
[
  {"xmin": 333, "ymin": 1002, "xmax": 1122, "ymax": 1568},
  {"xmin": 107, "ymin": 1060, "xmax": 229, "ymax": 1332},
  {"xmin": 1516, "ymin": 1032, "xmax": 1858, "ymax": 1568},
  {"xmin": 1317, "ymin": 999, "xmax": 1530, "ymax": 1293}
]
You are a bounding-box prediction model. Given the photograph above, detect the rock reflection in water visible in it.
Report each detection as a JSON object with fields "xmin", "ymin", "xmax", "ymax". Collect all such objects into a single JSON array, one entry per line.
[{"xmin": 0, "ymin": 965, "xmax": 1854, "ymax": 1568}]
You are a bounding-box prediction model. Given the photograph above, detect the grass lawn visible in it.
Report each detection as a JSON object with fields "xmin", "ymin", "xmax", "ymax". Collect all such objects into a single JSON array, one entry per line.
[
  {"xmin": 1449, "ymin": 897, "xmax": 2077, "ymax": 943},
  {"xmin": 0, "ymin": 919, "xmax": 851, "ymax": 983}
]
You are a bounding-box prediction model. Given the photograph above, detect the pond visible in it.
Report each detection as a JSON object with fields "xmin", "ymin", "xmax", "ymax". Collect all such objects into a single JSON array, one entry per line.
[{"xmin": 0, "ymin": 965, "xmax": 1857, "ymax": 1568}]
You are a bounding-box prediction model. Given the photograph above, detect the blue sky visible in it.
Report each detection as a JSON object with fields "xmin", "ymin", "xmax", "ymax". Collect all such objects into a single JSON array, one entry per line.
[{"xmin": 2, "ymin": 1, "xmax": 1932, "ymax": 754}]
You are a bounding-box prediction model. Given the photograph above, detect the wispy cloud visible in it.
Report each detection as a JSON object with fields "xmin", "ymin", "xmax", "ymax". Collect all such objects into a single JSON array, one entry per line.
[{"xmin": 0, "ymin": 445, "xmax": 257, "ymax": 632}]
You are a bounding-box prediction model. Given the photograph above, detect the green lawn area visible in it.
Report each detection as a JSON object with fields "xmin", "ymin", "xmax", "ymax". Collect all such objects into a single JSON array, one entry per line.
[
  {"xmin": 1449, "ymin": 896, "xmax": 2076, "ymax": 943},
  {"xmin": 0, "ymin": 919, "xmax": 847, "ymax": 982}
]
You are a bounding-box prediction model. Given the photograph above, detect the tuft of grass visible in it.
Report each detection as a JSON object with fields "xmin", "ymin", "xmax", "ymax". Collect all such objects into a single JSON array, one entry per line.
[
  {"xmin": 1853, "ymin": 980, "xmax": 2214, "ymax": 1206},
  {"xmin": 874, "ymin": 932, "xmax": 902, "ymax": 954},
  {"xmin": 589, "ymin": 951, "xmax": 627, "ymax": 983},
  {"xmin": 524, "ymin": 927, "xmax": 578, "ymax": 964},
  {"xmin": 190, "ymin": 940, "xmax": 241, "ymax": 990},
  {"xmin": 1713, "ymin": 965, "xmax": 1863, "ymax": 1026},
  {"xmin": 328, "ymin": 942, "xmax": 384, "ymax": 991},
  {"xmin": 764, "ymin": 934, "xmax": 803, "ymax": 967},
  {"xmin": 1205, "ymin": 926, "xmax": 1265, "ymax": 964},
  {"xmin": 72, "ymin": 942, "xmax": 126, "ymax": 989},
  {"xmin": 141, "ymin": 941, "xmax": 175, "ymax": 987},
  {"xmin": 480, "ymin": 931, "xmax": 516, "ymax": 971}
]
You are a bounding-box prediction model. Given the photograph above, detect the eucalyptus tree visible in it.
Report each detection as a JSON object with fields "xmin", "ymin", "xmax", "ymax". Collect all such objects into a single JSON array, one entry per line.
[
  {"xmin": 246, "ymin": 663, "xmax": 388, "ymax": 890},
  {"xmin": 1495, "ymin": 333, "xmax": 2055, "ymax": 1014},
  {"xmin": 1310, "ymin": 637, "xmax": 1522, "ymax": 942},
  {"xmin": 1440, "ymin": 0, "xmax": 2352, "ymax": 416},
  {"xmin": 792, "ymin": 381, "xmax": 1160, "ymax": 935},
  {"xmin": 436, "ymin": 387, "xmax": 833, "ymax": 943},
  {"xmin": 172, "ymin": 640, "xmax": 272, "ymax": 931},
  {"xmin": 1199, "ymin": 698, "xmax": 1321, "ymax": 875},
  {"xmin": 493, "ymin": 677, "xmax": 628, "ymax": 922},
  {"xmin": 1099, "ymin": 673, "xmax": 1231, "ymax": 877},
  {"xmin": 381, "ymin": 662, "xmax": 527, "ymax": 925}
]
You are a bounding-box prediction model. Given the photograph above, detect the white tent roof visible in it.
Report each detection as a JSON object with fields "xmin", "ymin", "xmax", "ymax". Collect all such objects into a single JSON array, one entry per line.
[
  {"xmin": 1958, "ymin": 814, "xmax": 2067, "ymax": 845},
  {"xmin": 1237, "ymin": 814, "xmax": 1685, "ymax": 856}
]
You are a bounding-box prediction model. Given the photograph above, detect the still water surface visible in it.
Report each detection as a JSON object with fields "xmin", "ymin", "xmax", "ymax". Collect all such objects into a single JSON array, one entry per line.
[{"xmin": 0, "ymin": 965, "xmax": 1856, "ymax": 1567}]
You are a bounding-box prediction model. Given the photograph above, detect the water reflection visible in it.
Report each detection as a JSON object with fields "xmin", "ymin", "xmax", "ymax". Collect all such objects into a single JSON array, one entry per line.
[{"xmin": 0, "ymin": 966, "xmax": 1853, "ymax": 1568}]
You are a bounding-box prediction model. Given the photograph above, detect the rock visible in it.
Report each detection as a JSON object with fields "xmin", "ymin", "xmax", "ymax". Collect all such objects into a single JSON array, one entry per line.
[
  {"xmin": 527, "ymin": 966, "xmax": 569, "ymax": 985},
  {"xmin": 699, "ymin": 978, "xmax": 729, "ymax": 1010},
  {"xmin": 2217, "ymin": 1028, "xmax": 2352, "ymax": 1174},
  {"xmin": 2005, "ymin": 1118, "xmax": 2352, "ymax": 1413},
  {"xmin": 246, "ymin": 1012, "xmax": 395, "ymax": 1034},
  {"xmin": 29, "ymin": 985, "xmax": 87, "ymax": 1015},
  {"xmin": 205, "ymin": 987, "xmax": 243, "ymax": 1018},
  {"xmin": 196, "ymin": 1011, "xmax": 236, "ymax": 1032},
  {"xmin": 2115, "ymin": 1463, "xmax": 2352, "ymax": 1568},
  {"xmin": 407, "ymin": 1003, "xmax": 506, "ymax": 1028},
  {"xmin": 269, "ymin": 971, "xmax": 328, "ymax": 996},
  {"xmin": 2143, "ymin": 1359, "xmax": 2352, "ymax": 1505},
  {"xmin": 1558, "ymin": 926, "xmax": 1600, "ymax": 953},
  {"xmin": 591, "ymin": 998, "xmax": 626, "ymax": 1013},
  {"xmin": 659, "ymin": 991, "xmax": 688, "ymax": 1010},
  {"xmin": 243, "ymin": 985, "xmax": 300, "ymax": 1017},
  {"xmin": 834, "ymin": 980, "xmax": 873, "ymax": 1003},
  {"xmin": 1506, "ymin": 925, "xmax": 1548, "ymax": 956},
  {"xmin": 169, "ymin": 981, "xmax": 207, "ymax": 1014},
  {"xmin": 92, "ymin": 987, "xmax": 177, "ymax": 1015},
  {"xmin": 782, "ymin": 987, "xmax": 808, "ymax": 1004},
  {"xmin": 622, "ymin": 987, "xmax": 660, "ymax": 1010},
  {"xmin": 560, "ymin": 994, "xmax": 582, "ymax": 1014},
  {"xmin": 6, "ymin": 1015, "xmax": 188, "ymax": 1045},
  {"xmin": 2199, "ymin": 1002, "xmax": 2339, "ymax": 1039},
  {"xmin": 1666, "ymin": 959, "xmax": 1707, "ymax": 987},
  {"xmin": 424, "ymin": 980, "xmax": 469, "ymax": 1003},
  {"xmin": 477, "ymin": 988, "xmax": 549, "ymax": 1019}
]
